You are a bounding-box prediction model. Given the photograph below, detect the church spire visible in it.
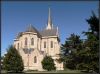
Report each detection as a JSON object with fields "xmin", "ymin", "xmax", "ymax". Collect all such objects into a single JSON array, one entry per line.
[{"xmin": 46, "ymin": 8, "xmax": 53, "ymax": 30}]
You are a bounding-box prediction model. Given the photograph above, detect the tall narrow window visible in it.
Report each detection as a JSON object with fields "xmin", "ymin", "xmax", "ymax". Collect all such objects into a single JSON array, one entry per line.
[
  {"xmin": 34, "ymin": 56, "xmax": 37, "ymax": 63},
  {"xmin": 31, "ymin": 38, "xmax": 34, "ymax": 45},
  {"xmin": 51, "ymin": 41, "xmax": 53, "ymax": 48},
  {"xmin": 44, "ymin": 41, "xmax": 46, "ymax": 48},
  {"xmin": 25, "ymin": 37, "xmax": 27, "ymax": 46},
  {"xmin": 18, "ymin": 43, "xmax": 19, "ymax": 49}
]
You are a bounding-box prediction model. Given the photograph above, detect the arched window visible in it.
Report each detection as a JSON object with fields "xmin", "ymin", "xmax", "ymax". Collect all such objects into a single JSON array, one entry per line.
[
  {"xmin": 34, "ymin": 56, "xmax": 37, "ymax": 63},
  {"xmin": 44, "ymin": 41, "xmax": 46, "ymax": 48},
  {"xmin": 31, "ymin": 38, "xmax": 34, "ymax": 45},
  {"xmin": 51, "ymin": 41, "xmax": 53, "ymax": 48},
  {"xmin": 25, "ymin": 37, "xmax": 27, "ymax": 46}
]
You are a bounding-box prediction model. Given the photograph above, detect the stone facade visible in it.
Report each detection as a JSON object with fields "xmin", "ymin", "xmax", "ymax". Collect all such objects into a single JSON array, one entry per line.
[{"xmin": 13, "ymin": 8, "xmax": 64, "ymax": 71}]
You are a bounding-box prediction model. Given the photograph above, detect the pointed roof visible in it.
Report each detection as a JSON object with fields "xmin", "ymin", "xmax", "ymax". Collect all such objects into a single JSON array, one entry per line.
[
  {"xmin": 25, "ymin": 24, "xmax": 41, "ymax": 37},
  {"xmin": 40, "ymin": 8, "xmax": 59, "ymax": 37},
  {"xmin": 26, "ymin": 24, "xmax": 36, "ymax": 32},
  {"xmin": 16, "ymin": 32, "xmax": 23, "ymax": 39},
  {"xmin": 46, "ymin": 8, "xmax": 53, "ymax": 30},
  {"xmin": 48, "ymin": 8, "xmax": 52, "ymax": 25}
]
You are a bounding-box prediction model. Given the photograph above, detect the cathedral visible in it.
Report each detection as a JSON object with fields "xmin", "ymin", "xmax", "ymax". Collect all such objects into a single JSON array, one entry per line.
[{"xmin": 13, "ymin": 8, "xmax": 63, "ymax": 71}]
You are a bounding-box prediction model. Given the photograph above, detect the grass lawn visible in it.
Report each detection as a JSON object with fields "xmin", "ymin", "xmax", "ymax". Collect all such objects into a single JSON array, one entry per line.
[
  {"xmin": 1, "ymin": 69, "xmax": 94, "ymax": 74},
  {"xmin": 25, "ymin": 69, "xmax": 82, "ymax": 74},
  {"xmin": 24, "ymin": 70, "xmax": 82, "ymax": 73}
]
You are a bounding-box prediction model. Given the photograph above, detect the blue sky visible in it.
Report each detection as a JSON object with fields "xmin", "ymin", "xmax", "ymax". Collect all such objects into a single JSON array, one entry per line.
[{"xmin": 1, "ymin": 1, "xmax": 98, "ymax": 56}]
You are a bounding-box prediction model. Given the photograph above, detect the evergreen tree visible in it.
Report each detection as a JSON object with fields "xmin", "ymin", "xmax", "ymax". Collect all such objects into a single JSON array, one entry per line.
[
  {"xmin": 69, "ymin": 12, "xmax": 99, "ymax": 73},
  {"xmin": 3, "ymin": 45, "xmax": 24, "ymax": 73},
  {"xmin": 41, "ymin": 56, "xmax": 56, "ymax": 71},
  {"xmin": 86, "ymin": 11, "xmax": 99, "ymax": 39},
  {"xmin": 61, "ymin": 11, "xmax": 99, "ymax": 73},
  {"xmin": 61, "ymin": 33, "xmax": 82, "ymax": 69},
  {"xmin": 80, "ymin": 11, "xmax": 99, "ymax": 73}
]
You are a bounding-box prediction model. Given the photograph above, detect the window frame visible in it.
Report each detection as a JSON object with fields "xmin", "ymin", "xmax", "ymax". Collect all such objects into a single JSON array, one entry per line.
[
  {"xmin": 34, "ymin": 56, "xmax": 37, "ymax": 63},
  {"xmin": 25, "ymin": 37, "xmax": 27, "ymax": 46},
  {"xmin": 51, "ymin": 41, "xmax": 53, "ymax": 48},
  {"xmin": 44, "ymin": 41, "xmax": 46, "ymax": 48},
  {"xmin": 31, "ymin": 38, "xmax": 34, "ymax": 45}
]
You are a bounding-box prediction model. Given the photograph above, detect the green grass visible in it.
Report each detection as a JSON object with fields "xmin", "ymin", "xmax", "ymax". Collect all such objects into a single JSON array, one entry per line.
[
  {"xmin": 24, "ymin": 69, "xmax": 82, "ymax": 73},
  {"xmin": 1, "ymin": 69, "xmax": 92, "ymax": 74}
]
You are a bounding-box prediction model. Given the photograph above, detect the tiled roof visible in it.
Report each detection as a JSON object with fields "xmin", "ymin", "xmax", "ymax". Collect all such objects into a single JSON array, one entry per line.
[
  {"xmin": 26, "ymin": 25, "xmax": 37, "ymax": 33},
  {"xmin": 25, "ymin": 25, "xmax": 41, "ymax": 37},
  {"xmin": 40, "ymin": 28, "xmax": 57, "ymax": 37},
  {"xmin": 16, "ymin": 25, "xmax": 57, "ymax": 39}
]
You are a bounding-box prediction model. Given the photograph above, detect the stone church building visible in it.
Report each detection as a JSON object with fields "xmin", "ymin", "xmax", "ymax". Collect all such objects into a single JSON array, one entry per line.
[{"xmin": 13, "ymin": 8, "xmax": 63, "ymax": 71}]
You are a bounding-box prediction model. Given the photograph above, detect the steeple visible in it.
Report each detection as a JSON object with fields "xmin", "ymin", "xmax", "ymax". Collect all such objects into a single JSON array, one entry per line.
[{"xmin": 46, "ymin": 8, "xmax": 53, "ymax": 30}]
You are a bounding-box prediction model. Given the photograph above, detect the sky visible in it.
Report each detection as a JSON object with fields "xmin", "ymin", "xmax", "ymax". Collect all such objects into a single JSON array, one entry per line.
[{"xmin": 1, "ymin": 1, "xmax": 99, "ymax": 56}]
